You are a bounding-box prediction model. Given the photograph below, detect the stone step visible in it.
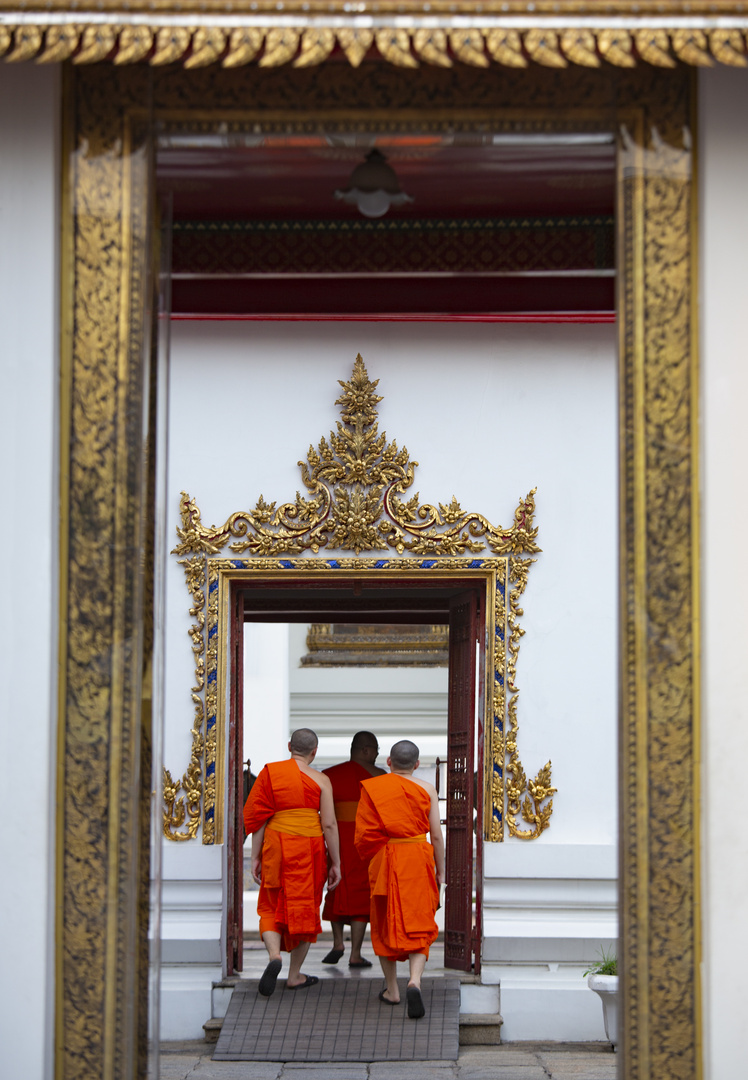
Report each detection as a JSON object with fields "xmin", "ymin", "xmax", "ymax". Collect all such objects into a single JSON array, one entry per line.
[{"xmin": 458, "ymin": 1012, "xmax": 504, "ymax": 1046}]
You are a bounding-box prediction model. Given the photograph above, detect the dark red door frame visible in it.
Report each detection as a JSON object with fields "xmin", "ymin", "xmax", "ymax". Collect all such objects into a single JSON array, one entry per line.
[{"xmin": 226, "ymin": 572, "xmax": 488, "ymax": 975}]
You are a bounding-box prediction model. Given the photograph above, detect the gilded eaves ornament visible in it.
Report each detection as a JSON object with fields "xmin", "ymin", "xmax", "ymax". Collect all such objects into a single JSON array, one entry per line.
[
  {"xmin": 1, "ymin": 21, "xmax": 748, "ymax": 68},
  {"xmin": 174, "ymin": 354, "xmax": 540, "ymax": 560}
]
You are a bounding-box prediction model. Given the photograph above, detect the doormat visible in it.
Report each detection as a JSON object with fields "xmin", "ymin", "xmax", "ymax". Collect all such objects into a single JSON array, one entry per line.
[{"xmin": 212, "ymin": 976, "xmax": 460, "ymax": 1062}]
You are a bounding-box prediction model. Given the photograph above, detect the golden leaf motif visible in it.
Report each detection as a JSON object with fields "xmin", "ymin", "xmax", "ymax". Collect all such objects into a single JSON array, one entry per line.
[
  {"xmin": 184, "ymin": 27, "xmax": 227, "ymax": 70},
  {"xmin": 222, "ymin": 27, "xmax": 264, "ymax": 68},
  {"xmin": 524, "ymin": 29, "xmax": 568, "ymax": 68},
  {"xmin": 375, "ymin": 28, "xmax": 418, "ymax": 69},
  {"xmin": 484, "ymin": 29, "xmax": 527, "ymax": 68},
  {"xmin": 634, "ymin": 29, "xmax": 676, "ymax": 68},
  {"xmin": 6, "ymin": 25, "xmax": 42, "ymax": 62},
  {"xmin": 671, "ymin": 29, "xmax": 712, "ymax": 67},
  {"xmin": 708, "ymin": 29, "xmax": 747, "ymax": 67},
  {"xmin": 336, "ymin": 28, "xmax": 373, "ymax": 69},
  {"xmin": 413, "ymin": 29, "xmax": 452, "ymax": 68},
  {"xmin": 151, "ymin": 27, "xmax": 192, "ymax": 66},
  {"xmin": 114, "ymin": 26, "xmax": 153, "ymax": 65},
  {"xmin": 73, "ymin": 25, "xmax": 116, "ymax": 64},
  {"xmin": 597, "ymin": 28, "xmax": 636, "ymax": 67},
  {"xmin": 294, "ymin": 27, "xmax": 335, "ymax": 68},
  {"xmin": 37, "ymin": 25, "xmax": 80, "ymax": 64},
  {"xmin": 259, "ymin": 27, "xmax": 300, "ymax": 68},
  {"xmin": 0, "ymin": 26, "xmax": 11, "ymax": 58},
  {"xmin": 449, "ymin": 29, "xmax": 489, "ymax": 68},
  {"xmin": 560, "ymin": 29, "xmax": 600, "ymax": 67}
]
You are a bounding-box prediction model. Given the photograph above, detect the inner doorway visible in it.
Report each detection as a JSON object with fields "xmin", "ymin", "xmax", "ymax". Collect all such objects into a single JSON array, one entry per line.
[{"xmin": 226, "ymin": 577, "xmax": 486, "ymax": 979}]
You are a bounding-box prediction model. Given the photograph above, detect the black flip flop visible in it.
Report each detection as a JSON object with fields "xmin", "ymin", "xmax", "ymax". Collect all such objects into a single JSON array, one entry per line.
[
  {"xmin": 378, "ymin": 989, "xmax": 398, "ymax": 1006},
  {"xmin": 321, "ymin": 948, "xmax": 345, "ymax": 964},
  {"xmin": 288, "ymin": 975, "xmax": 319, "ymax": 990},
  {"xmin": 258, "ymin": 958, "xmax": 282, "ymax": 997},
  {"xmin": 349, "ymin": 958, "xmax": 373, "ymax": 968},
  {"xmin": 406, "ymin": 985, "xmax": 425, "ymax": 1019}
]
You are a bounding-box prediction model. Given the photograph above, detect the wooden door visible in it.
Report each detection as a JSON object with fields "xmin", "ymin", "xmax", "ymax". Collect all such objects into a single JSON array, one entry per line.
[
  {"xmin": 226, "ymin": 585, "xmax": 245, "ymax": 975},
  {"xmin": 444, "ymin": 590, "xmax": 481, "ymax": 971}
]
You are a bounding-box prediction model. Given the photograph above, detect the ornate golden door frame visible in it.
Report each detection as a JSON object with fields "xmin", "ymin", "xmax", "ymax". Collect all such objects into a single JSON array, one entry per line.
[{"xmin": 59, "ymin": 61, "xmax": 699, "ymax": 1080}]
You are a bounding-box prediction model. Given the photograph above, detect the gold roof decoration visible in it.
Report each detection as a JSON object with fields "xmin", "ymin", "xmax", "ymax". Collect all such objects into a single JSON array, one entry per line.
[
  {"xmin": 1, "ymin": 16, "xmax": 748, "ymax": 67},
  {"xmin": 173, "ymin": 354, "xmax": 540, "ymax": 558}
]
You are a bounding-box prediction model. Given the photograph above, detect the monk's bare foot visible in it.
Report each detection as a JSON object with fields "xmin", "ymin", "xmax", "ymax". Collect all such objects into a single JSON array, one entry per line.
[
  {"xmin": 379, "ymin": 987, "xmax": 400, "ymax": 1005},
  {"xmin": 287, "ymin": 973, "xmax": 319, "ymax": 990}
]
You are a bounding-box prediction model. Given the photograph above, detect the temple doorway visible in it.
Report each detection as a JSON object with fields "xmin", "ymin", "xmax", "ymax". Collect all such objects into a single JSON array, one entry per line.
[{"xmin": 226, "ymin": 579, "xmax": 486, "ymax": 979}]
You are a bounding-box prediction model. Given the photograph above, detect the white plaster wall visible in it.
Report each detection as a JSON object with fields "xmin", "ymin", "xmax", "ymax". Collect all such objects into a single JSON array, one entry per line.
[
  {"xmin": 699, "ymin": 69, "xmax": 748, "ymax": 1080},
  {"xmin": 0, "ymin": 65, "xmax": 60, "ymax": 1080}
]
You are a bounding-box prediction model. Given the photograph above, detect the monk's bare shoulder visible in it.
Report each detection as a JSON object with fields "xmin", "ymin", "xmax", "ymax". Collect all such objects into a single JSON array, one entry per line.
[
  {"xmin": 406, "ymin": 774, "xmax": 437, "ymax": 798},
  {"xmin": 296, "ymin": 760, "xmax": 330, "ymax": 791}
]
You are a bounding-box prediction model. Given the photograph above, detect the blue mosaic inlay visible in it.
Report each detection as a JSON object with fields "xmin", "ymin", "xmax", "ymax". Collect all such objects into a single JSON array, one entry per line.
[
  {"xmin": 205, "ymin": 808, "xmax": 214, "ymax": 820},
  {"xmin": 208, "ymin": 625, "xmax": 217, "ymax": 639},
  {"xmin": 497, "ymin": 581, "xmax": 505, "ymax": 597},
  {"xmin": 208, "ymin": 670, "xmax": 217, "ymax": 685},
  {"xmin": 209, "ymin": 578, "xmax": 218, "ymax": 593},
  {"xmin": 468, "ymin": 560, "xmax": 484, "ymax": 569},
  {"xmin": 279, "ymin": 560, "xmax": 295, "ymax": 569},
  {"xmin": 327, "ymin": 560, "xmax": 341, "ymax": 568},
  {"xmin": 231, "ymin": 560, "xmax": 246, "ymax": 569},
  {"xmin": 420, "ymin": 560, "xmax": 438, "ymax": 569},
  {"xmin": 373, "ymin": 560, "xmax": 389, "ymax": 568}
]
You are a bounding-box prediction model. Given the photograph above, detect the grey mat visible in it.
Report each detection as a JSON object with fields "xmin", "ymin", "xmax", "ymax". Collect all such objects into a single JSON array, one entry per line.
[{"xmin": 213, "ymin": 976, "xmax": 460, "ymax": 1061}]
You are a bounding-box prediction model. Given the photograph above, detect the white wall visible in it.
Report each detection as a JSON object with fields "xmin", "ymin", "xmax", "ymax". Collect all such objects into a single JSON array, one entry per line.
[
  {"xmin": 0, "ymin": 65, "xmax": 60, "ymax": 1080},
  {"xmin": 699, "ymin": 68, "xmax": 748, "ymax": 1080},
  {"xmin": 163, "ymin": 319, "xmax": 618, "ymax": 1037}
]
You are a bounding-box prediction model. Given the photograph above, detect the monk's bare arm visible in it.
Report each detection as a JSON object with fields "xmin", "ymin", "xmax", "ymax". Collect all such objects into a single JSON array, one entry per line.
[
  {"xmin": 427, "ymin": 787, "xmax": 446, "ymax": 887},
  {"xmin": 319, "ymin": 775, "xmax": 342, "ymax": 890},
  {"xmin": 251, "ymin": 823, "xmax": 267, "ymax": 885}
]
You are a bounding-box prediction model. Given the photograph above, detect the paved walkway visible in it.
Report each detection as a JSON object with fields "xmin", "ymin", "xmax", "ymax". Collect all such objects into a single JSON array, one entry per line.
[{"xmin": 158, "ymin": 1041, "xmax": 617, "ymax": 1079}]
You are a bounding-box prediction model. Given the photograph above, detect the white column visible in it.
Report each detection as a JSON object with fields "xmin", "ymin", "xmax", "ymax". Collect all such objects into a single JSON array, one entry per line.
[
  {"xmin": 699, "ymin": 68, "xmax": 748, "ymax": 1080},
  {"xmin": 0, "ymin": 64, "xmax": 60, "ymax": 1080}
]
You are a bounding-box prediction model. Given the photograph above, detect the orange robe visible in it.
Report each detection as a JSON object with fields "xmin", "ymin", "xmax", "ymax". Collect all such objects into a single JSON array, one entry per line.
[
  {"xmin": 321, "ymin": 760, "xmax": 372, "ymax": 924},
  {"xmin": 354, "ymin": 773, "xmax": 439, "ymax": 962},
  {"xmin": 243, "ymin": 759, "xmax": 327, "ymax": 952}
]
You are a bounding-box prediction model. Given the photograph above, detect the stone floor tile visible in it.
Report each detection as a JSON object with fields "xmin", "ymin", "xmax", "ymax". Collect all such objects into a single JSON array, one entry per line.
[
  {"xmin": 457, "ymin": 1068, "xmax": 548, "ymax": 1080},
  {"xmin": 280, "ymin": 1071, "xmax": 368, "ymax": 1080},
  {"xmin": 188, "ymin": 1065, "xmax": 283, "ymax": 1080},
  {"xmin": 157, "ymin": 1056, "xmax": 201, "ymax": 1079},
  {"xmin": 542, "ymin": 1066, "xmax": 616, "ymax": 1080},
  {"xmin": 457, "ymin": 1051, "xmax": 540, "ymax": 1066},
  {"xmin": 369, "ymin": 1067, "xmax": 458, "ymax": 1080}
]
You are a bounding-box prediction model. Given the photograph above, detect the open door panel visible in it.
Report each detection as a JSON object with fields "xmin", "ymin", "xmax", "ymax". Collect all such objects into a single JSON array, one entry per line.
[{"xmin": 444, "ymin": 589, "xmax": 481, "ymax": 971}]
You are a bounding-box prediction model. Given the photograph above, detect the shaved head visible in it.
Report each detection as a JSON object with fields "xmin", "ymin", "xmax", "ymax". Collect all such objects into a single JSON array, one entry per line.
[
  {"xmin": 351, "ymin": 731, "xmax": 378, "ymax": 753},
  {"xmin": 390, "ymin": 740, "xmax": 419, "ymax": 770},
  {"xmin": 289, "ymin": 728, "xmax": 318, "ymax": 755}
]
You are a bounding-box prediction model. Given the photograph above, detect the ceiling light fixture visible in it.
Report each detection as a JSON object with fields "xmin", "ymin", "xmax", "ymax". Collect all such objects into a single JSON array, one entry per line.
[{"xmin": 334, "ymin": 149, "xmax": 413, "ymax": 219}]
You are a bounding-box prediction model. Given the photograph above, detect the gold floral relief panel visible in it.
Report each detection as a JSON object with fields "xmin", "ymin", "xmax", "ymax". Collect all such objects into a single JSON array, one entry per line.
[{"xmin": 61, "ymin": 59, "xmax": 700, "ymax": 1080}]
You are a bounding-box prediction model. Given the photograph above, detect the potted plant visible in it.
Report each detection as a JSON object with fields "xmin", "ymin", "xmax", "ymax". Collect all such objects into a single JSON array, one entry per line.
[{"xmin": 584, "ymin": 948, "xmax": 619, "ymax": 1051}]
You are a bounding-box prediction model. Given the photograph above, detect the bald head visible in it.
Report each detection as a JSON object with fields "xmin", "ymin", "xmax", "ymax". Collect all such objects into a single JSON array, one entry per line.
[
  {"xmin": 289, "ymin": 728, "xmax": 318, "ymax": 757},
  {"xmin": 351, "ymin": 731, "xmax": 378, "ymax": 755},
  {"xmin": 389, "ymin": 739, "xmax": 419, "ymax": 771}
]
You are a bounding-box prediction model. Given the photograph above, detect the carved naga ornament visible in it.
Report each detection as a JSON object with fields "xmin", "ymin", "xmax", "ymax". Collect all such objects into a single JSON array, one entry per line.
[
  {"xmin": 166, "ymin": 355, "xmax": 553, "ymax": 844},
  {"xmin": 174, "ymin": 354, "xmax": 540, "ymax": 560}
]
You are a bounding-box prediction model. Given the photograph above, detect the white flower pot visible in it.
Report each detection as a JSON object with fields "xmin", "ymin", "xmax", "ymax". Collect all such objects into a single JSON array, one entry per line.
[{"xmin": 587, "ymin": 972, "xmax": 619, "ymax": 1050}]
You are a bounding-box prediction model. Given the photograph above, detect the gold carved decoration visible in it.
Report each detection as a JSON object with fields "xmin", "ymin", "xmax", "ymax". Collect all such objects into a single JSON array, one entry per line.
[
  {"xmin": 506, "ymin": 556, "xmax": 556, "ymax": 839},
  {"xmin": 173, "ymin": 355, "xmax": 540, "ymax": 560},
  {"xmin": 3, "ymin": 21, "xmax": 748, "ymax": 68},
  {"xmin": 169, "ymin": 356, "xmax": 546, "ymax": 845},
  {"xmin": 59, "ymin": 56, "xmax": 700, "ymax": 1080}
]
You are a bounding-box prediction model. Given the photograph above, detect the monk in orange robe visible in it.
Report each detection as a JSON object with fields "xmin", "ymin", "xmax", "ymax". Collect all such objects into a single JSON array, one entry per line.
[
  {"xmin": 321, "ymin": 731, "xmax": 385, "ymax": 968},
  {"xmin": 244, "ymin": 728, "xmax": 341, "ymax": 995},
  {"xmin": 355, "ymin": 739, "xmax": 445, "ymax": 1019}
]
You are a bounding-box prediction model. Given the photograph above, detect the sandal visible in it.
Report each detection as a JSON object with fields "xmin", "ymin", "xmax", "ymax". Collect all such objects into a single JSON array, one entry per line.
[{"xmin": 258, "ymin": 958, "xmax": 282, "ymax": 997}]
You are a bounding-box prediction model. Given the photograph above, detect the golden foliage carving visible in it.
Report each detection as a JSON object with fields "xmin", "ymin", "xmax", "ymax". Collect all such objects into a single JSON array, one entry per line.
[
  {"xmin": 484, "ymin": 29, "xmax": 527, "ymax": 67},
  {"xmin": 172, "ymin": 356, "xmax": 541, "ymax": 560},
  {"xmin": 37, "ymin": 25, "xmax": 80, "ymax": 63},
  {"xmin": 294, "ymin": 28, "xmax": 335, "ymax": 68},
  {"xmin": 413, "ymin": 28, "xmax": 452, "ymax": 67},
  {"xmin": 222, "ymin": 27, "xmax": 264, "ymax": 67},
  {"xmin": 184, "ymin": 27, "xmax": 227, "ymax": 69},
  {"xmin": 114, "ymin": 26, "xmax": 153, "ymax": 64},
  {"xmin": 1, "ymin": 21, "xmax": 747, "ymax": 69}
]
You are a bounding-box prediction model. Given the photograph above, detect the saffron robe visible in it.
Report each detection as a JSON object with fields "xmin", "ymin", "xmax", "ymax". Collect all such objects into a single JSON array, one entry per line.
[
  {"xmin": 354, "ymin": 773, "xmax": 439, "ymax": 962},
  {"xmin": 243, "ymin": 759, "xmax": 327, "ymax": 952},
  {"xmin": 321, "ymin": 760, "xmax": 372, "ymax": 924}
]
